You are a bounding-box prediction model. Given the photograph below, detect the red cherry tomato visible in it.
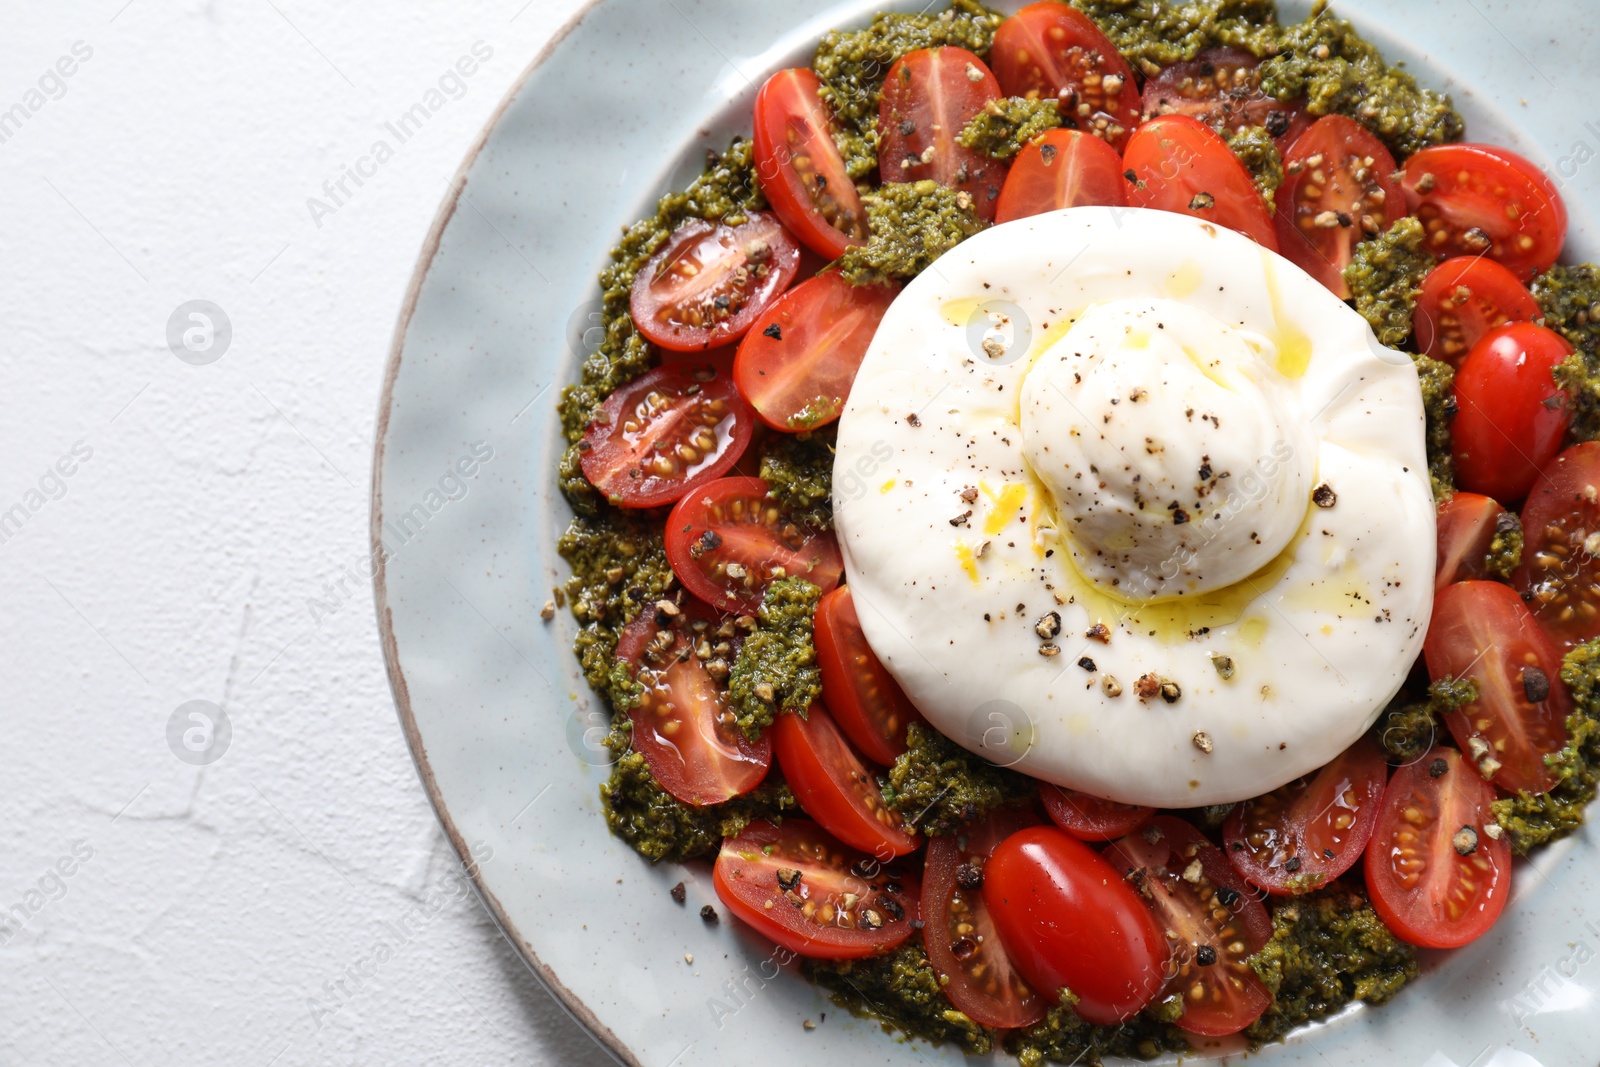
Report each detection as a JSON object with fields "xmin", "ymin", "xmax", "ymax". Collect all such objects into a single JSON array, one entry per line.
[
  {"xmin": 989, "ymin": 2, "xmax": 1141, "ymax": 150},
  {"xmin": 921, "ymin": 805, "xmax": 1046, "ymax": 1029},
  {"xmin": 1105, "ymin": 817, "xmax": 1273, "ymax": 1036},
  {"xmin": 773, "ymin": 705, "xmax": 919, "ymax": 858},
  {"xmin": 814, "ymin": 585, "xmax": 924, "ymax": 766},
  {"xmin": 629, "ymin": 213, "xmax": 801, "ymax": 352},
  {"xmin": 1400, "ymin": 143, "xmax": 1567, "ymax": 281},
  {"xmin": 983, "ymin": 825, "xmax": 1168, "ymax": 1026},
  {"xmin": 579, "ymin": 364, "xmax": 755, "ymax": 509},
  {"xmin": 614, "ymin": 598, "xmax": 770, "ymax": 806},
  {"xmin": 1414, "ymin": 256, "xmax": 1541, "ymax": 367},
  {"xmin": 994, "ymin": 128, "xmax": 1128, "ymax": 224},
  {"xmin": 752, "ymin": 69, "xmax": 869, "ymax": 260},
  {"xmin": 1039, "ymin": 785, "xmax": 1153, "ymax": 841},
  {"xmin": 733, "ymin": 273, "xmax": 899, "ymax": 432},
  {"xmin": 1435, "ymin": 492, "xmax": 1516, "ymax": 593},
  {"xmin": 878, "ymin": 47, "xmax": 1008, "ymax": 221},
  {"xmin": 1451, "ymin": 322, "xmax": 1572, "ymax": 504},
  {"xmin": 1273, "ymin": 115, "xmax": 1403, "ymax": 298},
  {"xmin": 1122, "ymin": 115, "xmax": 1278, "ymax": 250},
  {"xmin": 1364, "ymin": 746, "xmax": 1512, "ymax": 949},
  {"xmin": 664, "ymin": 477, "xmax": 844, "ymax": 615},
  {"xmin": 1139, "ymin": 48, "xmax": 1310, "ymax": 149},
  {"xmin": 713, "ymin": 819, "xmax": 922, "ymax": 960},
  {"xmin": 1221, "ymin": 738, "xmax": 1388, "ymax": 896},
  {"xmin": 1517, "ymin": 443, "xmax": 1600, "ymax": 650},
  {"xmin": 1425, "ymin": 581, "xmax": 1571, "ymax": 796}
]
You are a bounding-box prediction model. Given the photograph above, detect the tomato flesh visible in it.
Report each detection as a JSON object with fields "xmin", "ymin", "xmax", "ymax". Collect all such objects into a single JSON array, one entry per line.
[
  {"xmin": 1517, "ymin": 442, "xmax": 1600, "ymax": 650},
  {"xmin": 664, "ymin": 477, "xmax": 844, "ymax": 615},
  {"xmin": 1139, "ymin": 48, "xmax": 1309, "ymax": 149},
  {"xmin": 1122, "ymin": 115, "xmax": 1278, "ymax": 250},
  {"xmin": 1424, "ymin": 581, "xmax": 1571, "ymax": 796},
  {"xmin": 814, "ymin": 585, "xmax": 923, "ymax": 766},
  {"xmin": 994, "ymin": 128, "xmax": 1128, "ymax": 224},
  {"xmin": 773, "ymin": 705, "xmax": 919, "ymax": 858},
  {"xmin": 1451, "ymin": 322, "xmax": 1572, "ymax": 504},
  {"xmin": 990, "ymin": 2, "xmax": 1141, "ymax": 150},
  {"xmin": 579, "ymin": 364, "xmax": 755, "ymax": 509},
  {"xmin": 1400, "ymin": 143, "xmax": 1567, "ymax": 281},
  {"xmin": 713, "ymin": 819, "xmax": 921, "ymax": 959},
  {"xmin": 1435, "ymin": 492, "xmax": 1516, "ymax": 593},
  {"xmin": 878, "ymin": 47, "xmax": 1008, "ymax": 221},
  {"xmin": 1039, "ymin": 785, "xmax": 1153, "ymax": 842},
  {"xmin": 1364, "ymin": 746, "xmax": 1511, "ymax": 949},
  {"xmin": 1414, "ymin": 256, "xmax": 1541, "ymax": 367},
  {"xmin": 752, "ymin": 69, "xmax": 869, "ymax": 260}
]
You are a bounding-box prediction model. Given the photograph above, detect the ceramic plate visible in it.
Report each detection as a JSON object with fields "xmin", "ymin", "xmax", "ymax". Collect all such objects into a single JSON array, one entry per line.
[{"xmin": 373, "ymin": 2, "xmax": 1600, "ymax": 1063}]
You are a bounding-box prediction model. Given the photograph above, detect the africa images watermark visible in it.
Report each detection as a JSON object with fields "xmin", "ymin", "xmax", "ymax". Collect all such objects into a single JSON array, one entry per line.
[
  {"xmin": 0, "ymin": 440, "xmax": 94, "ymax": 548},
  {"xmin": 0, "ymin": 840, "xmax": 96, "ymax": 947},
  {"xmin": 0, "ymin": 40, "xmax": 93, "ymax": 148}
]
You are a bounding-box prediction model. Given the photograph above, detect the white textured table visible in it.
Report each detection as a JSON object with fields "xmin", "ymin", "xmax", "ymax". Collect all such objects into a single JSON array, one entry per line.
[{"xmin": 0, "ymin": 2, "xmax": 614, "ymax": 1063}]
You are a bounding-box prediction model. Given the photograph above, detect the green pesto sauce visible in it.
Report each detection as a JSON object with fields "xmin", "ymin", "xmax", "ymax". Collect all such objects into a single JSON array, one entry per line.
[
  {"xmin": 1346, "ymin": 216, "xmax": 1436, "ymax": 349},
  {"xmin": 1006, "ymin": 989, "xmax": 1189, "ymax": 1066},
  {"xmin": 1415, "ymin": 352, "xmax": 1457, "ymax": 500},
  {"xmin": 803, "ymin": 944, "xmax": 994, "ymax": 1055},
  {"xmin": 1371, "ymin": 675, "xmax": 1477, "ymax": 763},
  {"xmin": 1534, "ymin": 265, "xmax": 1600, "ymax": 443},
  {"xmin": 1245, "ymin": 886, "xmax": 1418, "ymax": 1044},
  {"xmin": 958, "ymin": 97, "xmax": 1063, "ymax": 161},
  {"xmin": 836, "ymin": 180, "xmax": 989, "ymax": 287},
  {"xmin": 1492, "ymin": 637, "xmax": 1600, "ymax": 853},
  {"xmin": 1485, "ymin": 511, "xmax": 1524, "ymax": 580},
  {"xmin": 883, "ymin": 722, "xmax": 1037, "ymax": 835},
  {"xmin": 1069, "ymin": 0, "xmax": 1281, "ymax": 76},
  {"xmin": 1225, "ymin": 125, "xmax": 1283, "ymax": 213},
  {"xmin": 557, "ymin": 511, "xmax": 676, "ymax": 706},
  {"xmin": 760, "ymin": 428, "xmax": 836, "ymax": 531},
  {"xmin": 812, "ymin": 0, "xmax": 1004, "ymax": 180},
  {"xmin": 727, "ymin": 578, "xmax": 823, "ymax": 740}
]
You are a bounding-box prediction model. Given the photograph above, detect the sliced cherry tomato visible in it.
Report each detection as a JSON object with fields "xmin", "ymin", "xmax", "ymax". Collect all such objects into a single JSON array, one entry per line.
[
  {"xmin": 1273, "ymin": 115, "xmax": 1403, "ymax": 298},
  {"xmin": 752, "ymin": 69, "xmax": 869, "ymax": 260},
  {"xmin": 989, "ymin": 2, "xmax": 1141, "ymax": 150},
  {"xmin": 878, "ymin": 47, "xmax": 1008, "ymax": 221},
  {"xmin": 983, "ymin": 825, "xmax": 1168, "ymax": 1026},
  {"xmin": 922, "ymin": 805, "xmax": 1046, "ymax": 1029},
  {"xmin": 773, "ymin": 705, "xmax": 918, "ymax": 858},
  {"xmin": 614, "ymin": 598, "xmax": 770, "ymax": 806},
  {"xmin": 713, "ymin": 819, "xmax": 922, "ymax": 960},
  {"xmin": 1451, "ymin": 322, "xmax": 1572, "ymax": 504},
  {"xmin": 1364, "ymin": 746, "xmax": 1512, "ymax": 949},
  {"xmin": 665, "ymin": 477, "xmax": 844, "ymax": 615},
  {"xmin": 1221, "ymin": 738, "xmax": 1387, "ymax": 896},
  {"xmin": 1122, "ymin": 115, "xmax": 1278, "ymax": 250},
  {"xmin": 1400, "ymin": 143, "xmax": 1567, "ymax": 281},
  {"xmin": 1425, "ymin": 581, "xmax": 1571, "ymax": 796},
  {"xmin": 579, "ymin": 364, "xmax": 755, "ymax": 509},
  {"xmin": 1139, "ymin": 48, "xmax": 1310, "ymax": 149},
  {"xmin": 733, "ymin": 273, "xmax": 899, "ymax": 432},
  {"xmin": 814, "ymin": 585, "xmax": 923, "ymax": 766},
  {"xmin": 1414, "ymin": 256, "xmax": 1541, "ymax": 366},
  {"xmin": 1105, "ymin": 817, "xmax": 1273, "ymax": 1037},
  {"xmin": 994, "ymin": 128, "xmax": 1128, "ymax": 224},
  {"xmin": 1039, "ymin": 785, "xmax": 1153, "ymax": 841},
  {"xmin": 629, "ymin": 212, "xmax": 801, "ymax": 352},
  {"xmin": 1435, "ymin": 492, "xmax": 1517, "ymax": 593},
  {"xmin": 1517, "ymin": 442, "xmax": 1600, "ymax": 650}
]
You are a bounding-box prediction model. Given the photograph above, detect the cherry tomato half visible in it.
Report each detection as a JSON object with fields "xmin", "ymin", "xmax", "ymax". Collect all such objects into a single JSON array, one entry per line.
[
  {"xmin": 664, "ymin": 477, "xmax": 844, "ymax": 615},
  {"xmin": 1122, "ymin": 115, "xmax": 1278, "ymax": 250},
  {"xmin": 1139, "ymin": 48, "xmax": 1310, "ymax": 149},
  {"xmin": 578, "ymin": 364, "xmax": 756, "ymax": 509},
  {"xmin": 713, "ymin": 819, "xmax": 921, "ymax": 959},
  {"xmin": 752, "ymin": 69, "xmax": 869, "ymax": 260},
  {"xmin": 1517, "ymin": 442, "xmax": 1600, "ymax": 650},
  {"xmin": 814, "ymin": 585, "xmax": 924, "ymax": 766},
  {"xmin": 1039, "ymin": 784, "xmax": 1153, "ymax": 842},
  {"xmin": 989, "ymin": 2, "xmax": 1141, "ymax": 150},
  {"xmin": 1364, "ymin": 746, "xmax": 1511, "ymax": 949},
  {"xmin": 773, "ymin": 705, "xmax": 919, "ymax": 858},
  {"xmin": 1400, "ymin": 143, "xmax": 1567, "ymax": 281},
  {"xmin": 1425, "ymin": 580, "xmax": 1571, "ymax": 796},
  {"xmin": 994, "ymin": 128, "xmax": 1128, "ymax": 224},
  {"xmin": 1435, "ymin": 492, "xmax": 1517, "ymax": 593},
  {"xmin": 1414, "ymin": 256, "xmax": 1540, "ymax": 367},
  {"xmin": 983, "ymin": 825, "xmax": 1168, "ymax": 1026},
  {"xmin": 878, "ymin": 47, "xmax": 1008, "ymax": 221},
  {"xmin": 1451, "ymin": 322, "xmax": 1572, "ymax": 504}
]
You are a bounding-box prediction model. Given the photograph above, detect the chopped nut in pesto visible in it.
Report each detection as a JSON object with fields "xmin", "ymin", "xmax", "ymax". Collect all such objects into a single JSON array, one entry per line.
[
  {"xmin": 958, "ymin": 97, "xmax": 1063, "ymax": 161},
  {"xmin": 727, "ymin": 578, "xmax": 823, "ymax": 740},
  {"xmin": 1485, "ymin": 511, "xmax": 1524, "ymax": 580},
  {"xmin": 1491, "ymin": 637, "xmax": 1600, "ymax": 853},
  {"xmin": 1069, "ymin": 0, "xmax": 1281, "ymax": 76},
  {"xmin": 836, "ymin": 180, "xmax": 989, "ymax": 287},
  {"xmin": 558, "ymin": 512, "xmax": 676, "ymax": 706},
  {"xmin": 804, "ymin": 944, "xmax": 993, "ymax": 1054},
  {"xmin": 1005, "ymin": 988, "xmax": 1189, "ymax": 1066},
  {"xmin": 760, "ymin": 428, "xmax": 836, "ymax": 531},
  {"xmin": 883, "ymin": 722, "xmax": 1036, "ymax": 835},
  {"xmin": 1535, "ymin": 264, "xmax": 1600, "ymax": 443},
  {"xmin": 1225, "ymin": 125, "xmax": 1283, "ymax": 213},
  {"xmin": 1346, "ymin": 216, "xmax": 1437, "ymax": 349},
  {"xmin": 1371, "ymin": 675, "xmax": 1477, "ymax": 763}
]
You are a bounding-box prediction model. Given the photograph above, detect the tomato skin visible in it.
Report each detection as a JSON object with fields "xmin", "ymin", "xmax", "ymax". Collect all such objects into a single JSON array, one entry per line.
[
  {"xmin": 579, "ymin": 364, "xmax": 756, "ymax": 509},
  {"xmin": 733, "ymin": 273, "xmax": 899, "ymax": 433},
  {"xmin": 989, "ymin": 3, "xmax": 1141, "ymax": 151},
  {"xmin": 1516, "ymin": 442, "xmax": 1600, "ymax": 650},
  {"xmin": 878, "ymin": 48, "xmax": 1008, "ymax": 221},
  {"xmin": 921, "ymin": 806, "xmax": 1046, "ymax": 1029},
  {"xmin": 1400, "ymin": 143, "xmax": 1567, "ymax": 281},
  {"xmin": 1039, "ymin": 785, "xmax": 1153, "ymax": 842},
  {"xmin": 1451, "ymin": 322, "xmax": 1572, "ymax": 504},
  {"xmin": 752, "ymin": 69, "xmax": 869, "ymax": 260},
  {"xmin": 1435, "ymin": 492, "xmax": 1515, "ymax": 593},
  {"xmin": 664, "ymin": 477, "xmax": 844, "ymax": 615},
  {"xmin": 1364, "ymin": 747, "xmax": 1511, "ymax": 950},
  {"xmin": 713, "ymin": 819, "xmax": 922, "ymax": 960},
  {"xmin": 1122, "ymin": 115, "xmax": 1278, "ymax": 250},
  {"xmin": 773, "ymin": 705, "xmax": 919, "ymax": 858},
  {"xmin": 1221, "ymin": 738, "xmax": 1388, "ymax": 896},
  {"xmin": 1139, "ymin": 48, "xmax": 1309, "ymax": 149},
  {"xmin": 814, "ymin": 585, "xmax": 924, "ymax": 766},
  {"xmin": 983, "ymin": 825, "xmax": 1169, "ymax": 1026},
  {"xmin": 1414, "ymin": 256, "xmax": 1540, "ymax": 367},
  {"xmin": 1425, "ymin": 581, "xmax": 1571, "ymax": 796},
  {"xmin": 994, "ymin": 129, "xmax": 1128, "ymax": 224}
]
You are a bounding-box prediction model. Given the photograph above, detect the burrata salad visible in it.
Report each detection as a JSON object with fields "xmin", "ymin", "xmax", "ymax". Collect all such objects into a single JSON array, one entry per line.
[{"xmin": 554, "ymin": 0, "xmax": 1600, "ymax": 1059}]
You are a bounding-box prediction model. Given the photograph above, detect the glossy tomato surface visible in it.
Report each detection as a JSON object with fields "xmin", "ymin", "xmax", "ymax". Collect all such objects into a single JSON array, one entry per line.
[
  {"xmin": 1040, "ymin": 784, "xmax": 1153, "ymax": 841},
  {"xmin": 989, "ymin": 2, "xmax": 1141, "ymax": 149},
  {"xmin": 814, "ymin": 585, "xmax": 923, "ymax": 766},
  {"xmin": 1414, "ymin": 256, "xmax": 1540, "ymax": 366},
  {"xmin": 878, "ymin": 47, "xmax": 1007, "ymax": 221},
  {"xmin": 1139, "ymin": 47, "xmax": 1309, "ymax": 148},
  {"xmin": 1122, "ymin": 115, "xmax": 1277, "ymax": 249},
  {"xmin": 752, "ymin": 68, "xmax": 868, "ymax": 260},
  {"xmin": 1518, "ymin": 442, "xmax": 1600, "ymax": 650},
  {"xmin": 1400, "ymin": 143, "xmax": 1567, "ymax": 280},
  {"xmin": 1451, "ymin": 322, "xmax": 1572, "ymax": 503},
  {"xmin": 773, "ymin": 705, "xmax": 918, "ymax": 858},
  {"xmin": 994, "ymin": 128, "xmax": 1128, "ymax": 223},
  {"xmin": 1435, "ymin": 492, "xmax": 1517, "ymax": 593}
]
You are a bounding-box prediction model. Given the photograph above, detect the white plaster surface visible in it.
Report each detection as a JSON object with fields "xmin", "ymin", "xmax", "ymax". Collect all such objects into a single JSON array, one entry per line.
[{"xmin": 0, "ymin": 2, "xmax": 617, "ymax": 1063}]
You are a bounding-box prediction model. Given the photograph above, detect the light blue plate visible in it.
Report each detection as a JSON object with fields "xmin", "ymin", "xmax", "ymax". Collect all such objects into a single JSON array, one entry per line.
[{"xmin": 372, "ymin": 2, "xmax": 1599, "ymax": 1063}]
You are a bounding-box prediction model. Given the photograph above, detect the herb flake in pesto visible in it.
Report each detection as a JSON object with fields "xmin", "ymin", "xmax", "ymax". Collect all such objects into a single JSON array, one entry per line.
[
  {"xmin": 1534, "ymin": 264, "xmax": 1600, "ymax": 442},
  {"xmin": 804, "ymin": 944, "xmax": 993, "ymax": 1054},
  {"xmin": 1225, "ymin": 125, "xmax": 1283, "ymax": 213},
  {"xmin": 836, "ymin": 180, "xmax": 989, "ymax": 287},
  {"xmin": 883, "ymin": 722, "xmax": 1037, "ymax": 835},
  {"xmin": 1346, "ymin": 216, "xmax": 1436, "ymax": 349},
  {"xmin": 958, "ymin": 97, "xmax": 1063, "ymax": 161},
  {"xmin": 728, "ymin": 578, "xmax": 823, "ymax": 740},
  {"xmin": 558, "ymin": 512, "xmax": 676, "ymax": 707},
  {"xmin": 1069, "ymin": 0, "xmax": 1281, "ymax": 75},
  {"xmin": 1005, "ymin": 988, "xmax": 1189, "ymax": 1066},
  {"xmin": 760, "ymin": 428, "xmax": 836, "ymax": 531}
]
